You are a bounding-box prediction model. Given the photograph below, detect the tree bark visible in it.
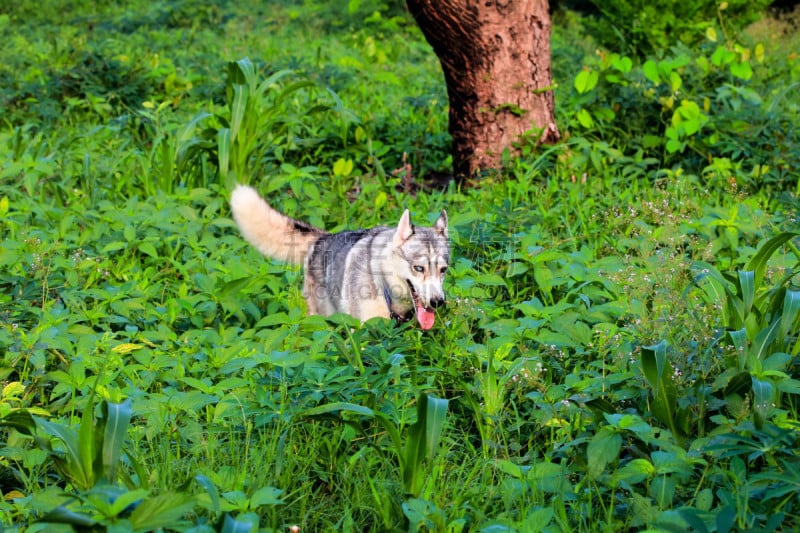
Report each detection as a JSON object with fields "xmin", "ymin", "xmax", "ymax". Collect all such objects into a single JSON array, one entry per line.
[{"xmin": 406, "ymin": 0, "xmax": 560, "ymax": 180}]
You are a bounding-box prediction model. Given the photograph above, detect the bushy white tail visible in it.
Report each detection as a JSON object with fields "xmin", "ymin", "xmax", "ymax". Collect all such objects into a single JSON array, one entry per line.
[{"xmin": 230, "ymin": 185, "xmax": 325, "ymax": 265}]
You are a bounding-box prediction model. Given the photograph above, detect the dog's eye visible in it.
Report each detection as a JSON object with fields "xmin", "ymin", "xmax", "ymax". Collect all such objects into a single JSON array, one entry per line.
[
  {"xmin": 413, "ymin": 265, "xmax": 425, "ymax": 273},
  {"xmin": 440, "ymin": 266, "xmax": 447, "ymax": 275}
]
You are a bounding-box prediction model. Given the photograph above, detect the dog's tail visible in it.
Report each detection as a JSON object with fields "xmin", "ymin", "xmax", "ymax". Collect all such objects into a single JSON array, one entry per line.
[{"xmin": 230, "ymin": 184, "xmax": 327, "ymax": 265}]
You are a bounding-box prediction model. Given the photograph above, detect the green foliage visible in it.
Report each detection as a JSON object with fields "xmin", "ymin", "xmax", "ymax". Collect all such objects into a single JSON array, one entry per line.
[
  {"xmin": 640, "ymin": 232, "xmax": 800, "ymax": 437},
  {"xmin": 691, "ymin": 233, "xmax": 800, "ymax": 428},
  {"xmin": 1, "ymin": 394, "xmax": 195, "ymax": 530},
  {"xmin": 179, "ymin": 58, "xmax": 362, "ymax": 190},
  {"xmin": 582, "ymin": 0, "xmax": 772, "ymax": 57},
  {"xmin": 634, "ymin": 233, "xmax": 800, "ymax": 529},
  {"xmin": 641, "ymin": 341, "xmax": 685, "ymax": 439},
  {"xmin": 562, "ymin": 34, "xmax": 799, "ymax": 194},
  {"xmin": 2, "ymin": 0, "xmax": 800, "ymax": 531},
  {"xmin": 304, "ymin": 391, "xmax": 449, "ymax": 502},
  {"xmin": 34, "ymin": 398, "xmax": 133, "ymax": 491}
]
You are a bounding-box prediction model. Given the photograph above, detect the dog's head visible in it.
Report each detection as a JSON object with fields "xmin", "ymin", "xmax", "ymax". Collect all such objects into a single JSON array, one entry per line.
[{"xmin": 391, "ymin": 209, "xmax": 449, "ymax": 330}]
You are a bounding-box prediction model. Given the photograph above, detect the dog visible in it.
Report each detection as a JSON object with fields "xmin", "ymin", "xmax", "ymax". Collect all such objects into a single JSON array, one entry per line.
[{"xmin": 230, "ymin": 185, "xmax": 450, "ymax": 330}]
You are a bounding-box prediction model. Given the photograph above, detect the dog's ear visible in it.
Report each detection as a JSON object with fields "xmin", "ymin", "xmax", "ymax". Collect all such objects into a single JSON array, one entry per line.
[
  {"xmin": 394, "ymin": 209, "xmax": 414, "ymax": 244},
  {"xmin": 434, "ymin": 210, "xmax": 448, "ymax": 237}
]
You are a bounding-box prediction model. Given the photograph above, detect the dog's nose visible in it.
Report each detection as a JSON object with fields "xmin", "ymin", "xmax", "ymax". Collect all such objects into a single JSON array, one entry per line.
[{"xmin": 429, "ymin": 296, "xmax": 445, "ymax": 309}]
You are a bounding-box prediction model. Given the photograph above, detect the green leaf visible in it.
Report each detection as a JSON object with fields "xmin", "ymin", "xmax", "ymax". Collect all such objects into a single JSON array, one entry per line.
[
  {"xmin": 276, "ymin": 79, "xmax": 317, "ymax": 107},
  {"xmin": 34, "ymin": 417, "xmax": 92, "ymax": 490},
  {"xmin": 738, "ymin": 271, "xmax": 755, "ymax": 319},
  {"xmin": 730, "ymin": 60, "xmax": 753, "ymax": 80},
  {"xmin": 0, "ymin": 408, "xmax": 37, "ymax": 435},
  {"xmin": 641, "ymin": 340, "xmax": 668, "ymax": 397},
  {"xmin": 641, "ymin": 341, "xmax": 681, "ymax": 437},
  {"xmin": 227, "ymin": 57, "xmax": 255, "ymax": 87},
  {"xmin": 137, "ymin": 241, "xmax": 159, "ymax": 259},
  {"xmin": 711, "ymin": 46, "xmax": 735, "ymax": 67},
  {"xmin": 669, "ymin": 71, "xmax": 682, "ymax": 93},
  {"xmin": 332, "ymin": 158, "xmax": 353, "ymax": 177},
  {"xmin": 403, "ymin": 498, "xmax": 445, "ymax": 531},
  {"xmin": 302, "ymin": 402, "xmax": 375, "ymax": 417},
  {"xmin": 576, "ymin": 108, "xmax": 594, "ymax": 128},
  {"xmin": 533, "ymin": 266, "xmax": 554, "ymax": 300},
  {"xmin": 777, "ymin": 377, "xmax": 800, "ymax": 394},
  {"xmin": 521, "ymin": 507, "xmax": 554, "ymax": 531},
  {"xmin": 229, "ymin": 84, "xmax": 247, "ymax": 144},
  {"xmin": 221, "ymin": 513, "xmax": 257, "ymax": 533},
  {"xmin": 574, "ymin": 69, "xmax": 599, "ymax": 94},
  {"xmin": 780, "ymin": 290, "xmax": 800, "ymax": 354},
  {"xmin": 750, "ymin": 319, "xmax": 782, "ymax": 366},
  {"xmin": 249, "ymin": 486, "xmax": 283, "ymax": 508},
  {"xmin": 476, "ymin": 273, "xmax": 507, "ymax": 287},
  {"xmin": 643, "ymin": 60, "xmax": 660, "ymax": 84},
  {"xmin": 728, "ymin": 328, "xmax": 748, "ymax": 371},
  {"xmin": 763, "ymin": 352, "xmax": 791, "ymax": 372},
  {"xmin": 694, "ymin": 260, "xmax": 743, "ymax": 328},
  {"xmin": 725, "ymin": 372, "xmax": 752, "ymax": 397},
  {"xmin": 179, "ymin": 377, "xmax": 214, "ymax": 394},
  {"xmin": 716, "ymin": 505, "xmax": 737, "ymax": 533},
  {"xmin": 751, "ymin": 376, "xmax": 773, "ymax": 429},
  {"xmin": 422, "ymin": 395, "xmax": 449, "ymax": 464},
  {"xmin": 39, "ymin": 505, "xmax": 98, "ymax": 526},
  {"xmin": 746, "ymin": 232, "xmax": 799, "ymax": 289},
  {"xmin": 101, "ymin": 241, "xmax": 127, "ymax": 254},
  {"xmin": 495, "ymin": 459, "xmax": 526, "ymax": 479},
  {"xmin": 652, "ymin": 474, "xmax": 676, "ymax": 508},
  {"xmin": 106, "ymin": 488, "xmax": 150, "ymax": 517},
  {"xmin": 672, "ymin": 100, "xmax": 706, "ymax": 136},
  {"xmin": 693, "ymin": 261, "xmax": 727, "ymax": 297},
  {"xmin": 195, "ymin": 475, "xmax": 221, "ymax": 515},
  {"xmin": 616, "ymin": 458, "xmax": 655, "ymax": 485},
  {"xmin": 403, "ymin": 393, "xmax": 449, "ymax": 496},
  {"xmin": 587, "ymin": 427, "xmax": 621, "ymax": 479},
  {"xmin": 665, "ymin": 137, "xmax": 684, "ymax": 153},
  {"xmin": 217, "ymin": 127, "xmax": 231, "ymax": 182},
  {"xmin": 696, "ymin": 487, "xmax": 714, "ymax": 512},
  {"xmin": 506, "ymin": 261, "xmax": 529, "ymax": 277},
  {"xmin": 530, "ymin": 462, "xmax": 569, "ymax": 493},
  {"xmin": 129, "ymin": 492, "xmax": 194, "ymax": 531},
  {"xmin": 611, "ymin": 55, "xmax": 633, "ymax": 73},
  {"xmin": 102, "ymin": 399, "xmax": 132, "ymax": 483},
  {"xmin": 78, "ymin": 398, "xmax": 99, "ymax": 490},
  {"xmin": 255, "ymin": 68, "xmax": 295, "ymax": 98}
]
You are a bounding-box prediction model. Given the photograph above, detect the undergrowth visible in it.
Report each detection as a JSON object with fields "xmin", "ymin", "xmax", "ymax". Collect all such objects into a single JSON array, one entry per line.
[{"xmin": 1, "ymin": 1, "xmax": 799, "ymax": 531}]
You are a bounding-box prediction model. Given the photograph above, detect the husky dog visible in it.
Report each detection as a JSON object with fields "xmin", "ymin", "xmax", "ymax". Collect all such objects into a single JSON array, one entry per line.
[{"xmin": 230, "ymin": 185, "xmax": 449, "ymax": 330}]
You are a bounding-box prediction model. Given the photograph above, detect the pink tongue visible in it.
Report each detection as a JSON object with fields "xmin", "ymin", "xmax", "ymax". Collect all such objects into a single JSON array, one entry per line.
[{"xmin": 417, "ymin": 305, "xmax": 435, "ymax": 330}]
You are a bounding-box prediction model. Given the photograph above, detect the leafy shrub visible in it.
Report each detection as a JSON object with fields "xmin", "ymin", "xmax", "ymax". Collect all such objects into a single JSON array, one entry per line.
[
  {"xmin": 582, "ymin": 0, "xmax": 772, "ymax": 56},
  {"xmin": 692, "ymin": 233, "xmax": 800, "ymax": 427},
  {"xmin": 177, "ymin": 57, "xmax": 385, "ymax": 193},
  {"xmin": 2, "ymin": 50, "xmax": 156, "ymax": 124},
  {"xmin": 562, "ymin": 34, "xmax": 800, "ymax": 193}
]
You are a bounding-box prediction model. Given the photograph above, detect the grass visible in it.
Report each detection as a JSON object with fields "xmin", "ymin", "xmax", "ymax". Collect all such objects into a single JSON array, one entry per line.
[{"xmin": 1, "ymin": 1, "xmax": 799, "ymax": 531}]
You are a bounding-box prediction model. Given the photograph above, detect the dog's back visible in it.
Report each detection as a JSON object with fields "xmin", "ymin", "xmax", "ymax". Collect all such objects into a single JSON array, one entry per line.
[{"xmin": 304, "ymin": 227, "xmax": 390, "ymax": 315}]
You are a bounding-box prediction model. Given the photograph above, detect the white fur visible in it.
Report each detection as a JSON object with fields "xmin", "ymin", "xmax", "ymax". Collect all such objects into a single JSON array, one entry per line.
[{"xmin": 230, "ymin": 185, "xmax": 318, "ymax": 265}]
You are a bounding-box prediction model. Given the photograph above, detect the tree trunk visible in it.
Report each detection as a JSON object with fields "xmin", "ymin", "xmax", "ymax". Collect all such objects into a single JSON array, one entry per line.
[{"xmin": 406, "ymin": 0, "xmax": 560, "ymax": 180}]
